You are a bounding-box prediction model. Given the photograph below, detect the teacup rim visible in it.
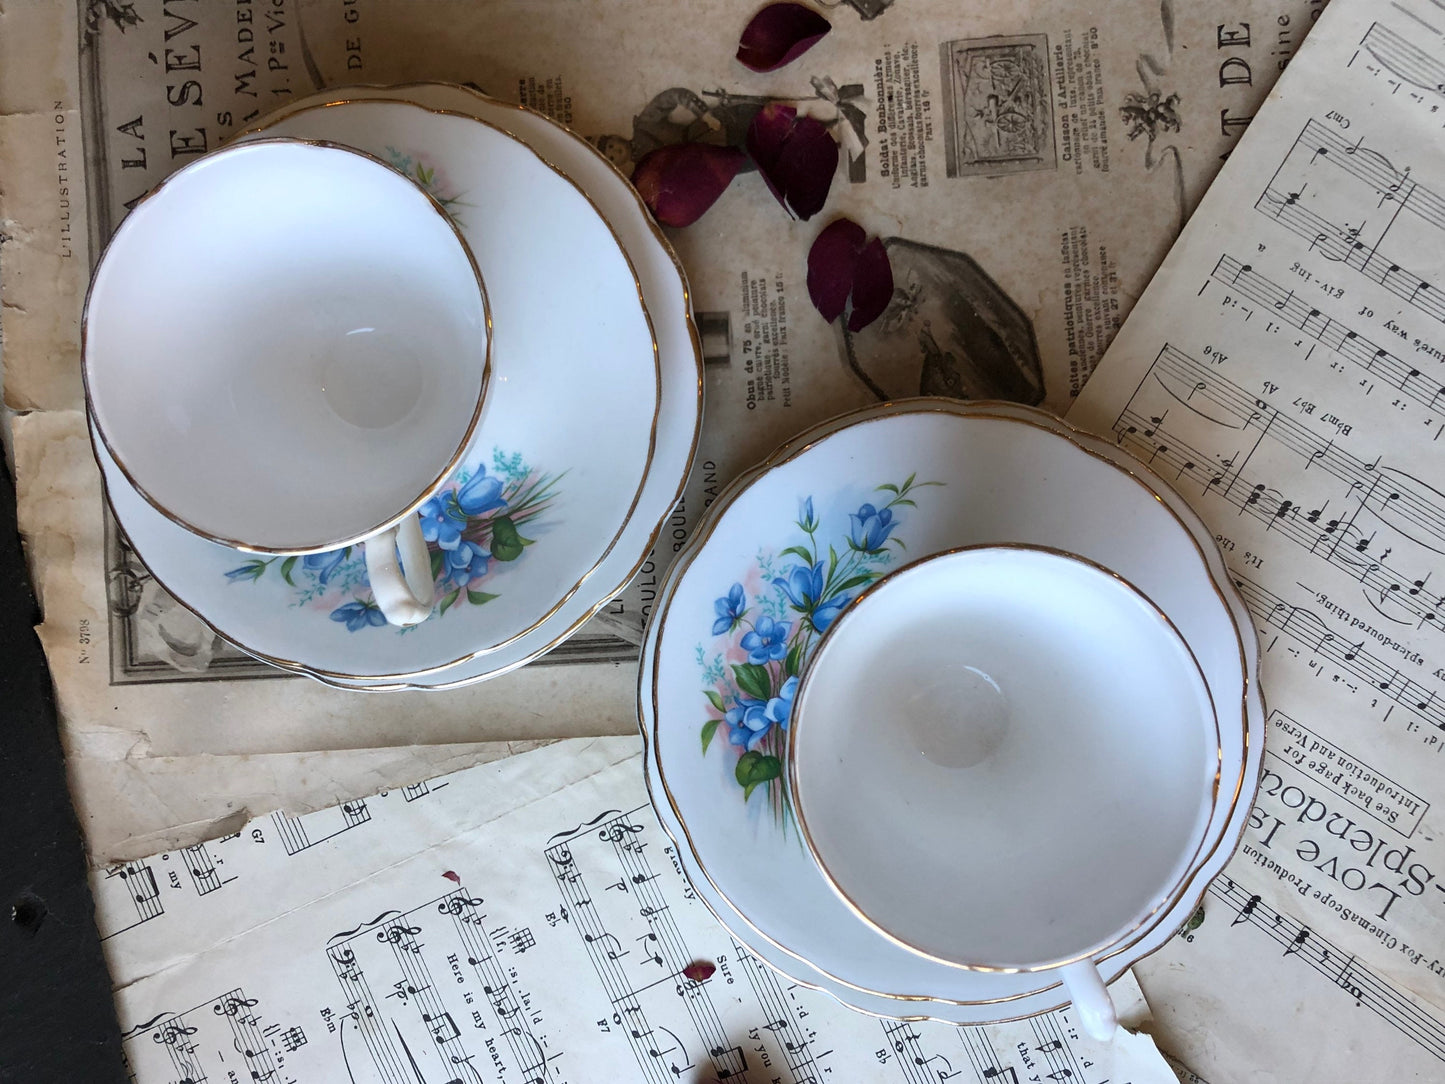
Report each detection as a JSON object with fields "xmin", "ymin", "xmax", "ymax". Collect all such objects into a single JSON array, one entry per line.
[
  {"xmin": 786, "ymin": 540, "xmax": 1225, "ymax": 975},
  {"xmin": 81, "ymin": 135, "xmax": 495, "ymax": 556}
]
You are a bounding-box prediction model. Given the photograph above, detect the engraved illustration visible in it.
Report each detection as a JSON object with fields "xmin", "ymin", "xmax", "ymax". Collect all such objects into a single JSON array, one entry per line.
[
  {"xmin": 1119, "ymin": 0, "xmax": 1186, "ymax": 232},
  {"xmin": 940, "ymin": 34, "xmax": 1055, "ymax": 177},
  {"xmin": 839, "ymin": 237, "xmax": 1046, "ymax": 404},
  {"xmin": 591, "ymin": 77, "xmax": 871, "ymax": 184}
]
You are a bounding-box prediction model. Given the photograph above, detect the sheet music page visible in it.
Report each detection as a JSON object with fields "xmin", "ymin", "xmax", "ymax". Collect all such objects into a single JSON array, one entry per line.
[
  {"xmin": 93, "ymin": 737, "xmax": 1179, "ymax": 1084},
  {"xmin": 1070, "ymin": 0, "xmax": 1445, "ymax": 1077}
]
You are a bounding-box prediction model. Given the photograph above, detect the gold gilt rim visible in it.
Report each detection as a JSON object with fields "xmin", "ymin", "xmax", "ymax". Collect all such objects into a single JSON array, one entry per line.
[
  {"xmin": 787, "ymin": 541, "xmax": 1224, "ymax": 975},
  {"xmin": 642, "ymin": 397, "xmax": 1260, "ymax": 1007},
  {"xmin": 96, "ymin": 94, "xmax": 674, "ymax": 682},
  {"xmin": 82, "ymin": 135, "xmax": 496, "ymax": 557},
  {"xmin": 225, "ymin": 83, "xmax": 706, "ymax": 690}
]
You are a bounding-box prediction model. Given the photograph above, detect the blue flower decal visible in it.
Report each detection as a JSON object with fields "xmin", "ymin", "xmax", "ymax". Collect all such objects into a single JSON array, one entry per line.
[
  {"xmin": 224, "ymin": 560, "xmax": 268, "ymax": 583},
  {"xmin": 699, "ymin": 475, "xmax": 942, "ymax": 827},
  {"xmin": 848, "ymin": 502, "xmax": 895, "ymax": 553},
  {"xmin": 798, "ymin": 496, "xmax": 817, "ymax": 532},
  {"xmin": 446, "ymin": 539, "xmax": 492, "ymax": 587},
  {"xmin": 303, "ymin": 549, "xmax": 347, "ymax": 586},
  {"xmin": 773, "ymin": 562, "xmax": 849, "ymax": 633},
  {"xmin": 331, "ymin": 599, "xmax": 387, "ymax": 631},
  {"xmin": 766, "ymin": 675, "xmax": 799, "ymax": 732},
  {"xmin": 419, "ymin": 496, "xmax": 465, "ymax": 550},
  {"xmin": 456, "ymin": 468, "xmax": 507, "ymax": 517},
  {"xmin": 725, "ymin": 697, "xmax": 774, "ymax": 751},
  {"xmin": 713, "ymin": 583, "xmax": 746, "ymax": 635},
  {"xmin": 740, "ymin": 614, "xmax": 790, "ymax": 664}
]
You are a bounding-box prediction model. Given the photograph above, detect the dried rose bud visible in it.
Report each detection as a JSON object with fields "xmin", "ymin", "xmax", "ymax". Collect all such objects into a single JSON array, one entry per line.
[
  {"xmin": 632, "ymin": 143, "xmax": 749, "ymax": 228},
  {"xmin": 736, "ymin": 3, "xmax": 831, "ymax": 73},
  {"xmin": 807, "ymin": 218, "xmax": 895, "ymax": 332},
  {"xmin": 682, "ymin": 959, "xmax": 716, "ymax": 982},
  {"xmin": 746, "ymin": 103, "xmax": 839, "ymax": 221}
]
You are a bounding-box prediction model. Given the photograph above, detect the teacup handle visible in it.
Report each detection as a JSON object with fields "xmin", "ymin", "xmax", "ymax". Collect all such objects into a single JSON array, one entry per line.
[
  {"xmin": 363, "ymin": 514, "xmax": 435, "ymax": 626},
  {"xmin": 1060, "ymin": 960, "xmax": 1117, "ymax": 1042}
]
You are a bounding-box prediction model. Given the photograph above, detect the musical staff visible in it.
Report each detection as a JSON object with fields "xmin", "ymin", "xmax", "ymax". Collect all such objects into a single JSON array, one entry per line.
[
  {"xmin": 272, "ymin": 797, "xmax": 370, "ymax": 856},
  {"xmin": 103, "ymin": 861, "xmax": 163, "ymax": 938},
  {"xmin": 182, "ymin": 843, "xmax": 233, "ymax": 897},
  {"xmin": 735, "ymin": 941, "xmax": 827, "ymax": 1083},
  {"xmin": 440, "ymin": 889, "xmax": 559, "ymax": 1084},
  {"xmin": 1210, "ymin": 255, "xmax": 1445, "ymax": 415},
  {"xmin": 1256, "ymin": 120, "xmax": 1445, "ymax": 327},
  {"xmin": 1114, "ymin": 344, "xmax": 1445, "ymax": 642},
  {"xmin": 1210, "ymin": 876, "xmax": 1445, "ymax": 1063},
  {"xmin": 120, "ymin": 988, "xmax": 298, "ymax": 1084},
  {"xmin": 1362, "ymin": 21, "xmax": 1445, "ymax": 100},
  {"xmin": 1234, "ymin": 572, "xmax": 1445, "ymax": 734}
]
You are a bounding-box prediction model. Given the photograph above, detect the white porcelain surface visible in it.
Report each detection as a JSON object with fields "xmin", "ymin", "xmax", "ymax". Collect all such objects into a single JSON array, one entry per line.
[
  {"xmin": 98, "ymin": 97, "xmax": 666, "ymax": 680},
  {"xmin": 792, "ymin": 546, "xmax": 1218, "ymax": 972},
  {"xmin": 85, "ymin": 139, "xmax": 490, "ymax": 553},
  {"xmin": 266, "ymin": 84, "xmax": 703, "ymax": 689},
  {"xmin": 643, "ymin": 399, "xmax": 1259, "ymax": 1010},
  {"xmin": 641, "ymin": 401, "xmax": 1262, "ymax": 1025}
]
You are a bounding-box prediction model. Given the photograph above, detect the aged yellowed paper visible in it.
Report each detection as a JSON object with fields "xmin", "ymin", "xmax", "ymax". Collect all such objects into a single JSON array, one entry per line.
[{"xmin": 1072, "ymin": 0, "xmax": 1445, "ymax": 1077}]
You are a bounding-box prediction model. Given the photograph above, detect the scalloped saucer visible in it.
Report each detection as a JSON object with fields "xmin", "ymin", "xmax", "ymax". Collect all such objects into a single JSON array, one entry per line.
[
  {"xmin": 98, "ymin": 90, "xmax": 698, "ymax": 684},
  {"xmin": 641, "ymin": 399, "xmax": 1262, "ymax": 1024}
]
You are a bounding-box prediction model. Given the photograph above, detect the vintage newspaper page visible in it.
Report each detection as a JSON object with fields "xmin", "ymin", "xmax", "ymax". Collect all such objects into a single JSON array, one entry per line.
[
  {"xmin": 0, "ymin": 3, "xmax": 1323, "ymax": 847},
  {"xmin": 1069, "ymin": 0, "xmax": 1445, "ymax": 1078},
  {"xmin": 93, "ymin": 736, "xmax": 1181, "ymax": 1084}
]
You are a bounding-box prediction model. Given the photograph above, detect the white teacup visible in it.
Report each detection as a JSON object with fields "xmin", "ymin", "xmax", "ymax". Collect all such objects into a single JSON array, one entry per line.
[
  {"xmin": 83, "ymin": 138, "xmax": 491, "ymax": 625},
  {"xmin": 788, "ymin": 545, "xmax": 1219, "ymax": 1040}
]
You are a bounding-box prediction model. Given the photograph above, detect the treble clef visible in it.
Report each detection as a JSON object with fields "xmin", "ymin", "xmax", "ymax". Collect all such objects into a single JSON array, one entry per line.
[
  {"xmin": 377, "ymin": 924, "xmax": 423, "ymax": 944},
  {"xmin": 214, "ymin": 995, "xmax": 259, "ymax": 1017},
  {"xmin": 438, "ymin": 895, "xmax": 485, "ymax": 916}
]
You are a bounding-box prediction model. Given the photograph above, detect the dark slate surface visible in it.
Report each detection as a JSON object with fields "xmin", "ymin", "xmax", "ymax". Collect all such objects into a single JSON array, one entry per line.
[{"xmin": 0, "ymin": 440, "xmax": 128, "ymax": 1083}]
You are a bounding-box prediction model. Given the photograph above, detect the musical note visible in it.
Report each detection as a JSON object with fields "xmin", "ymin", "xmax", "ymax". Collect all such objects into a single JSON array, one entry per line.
[{"xmin": 1285, "ymin": 927, "xmax": 1312, "ymax": 957}]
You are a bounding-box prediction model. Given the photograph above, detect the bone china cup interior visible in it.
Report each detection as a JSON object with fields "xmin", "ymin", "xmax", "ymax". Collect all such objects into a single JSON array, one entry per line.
[
  {"xmin": 789, "ymin": 545, "xmax": 1219, "ymax": 1037},
  {"xmin": 83, "ymin": 138, "xmax": 490, "ymax": 554}
]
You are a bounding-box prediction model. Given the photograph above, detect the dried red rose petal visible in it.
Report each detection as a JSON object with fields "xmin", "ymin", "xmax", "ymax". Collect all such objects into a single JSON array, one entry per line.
[
  {"xmin": 847, "ymin": 237, "xmax": 894, "ymax": 332},
  {"xmin": 632, "ymin": 143, "xmax": 749, "ymax": 228},
  {"xmin": 737, "ymin": 3, "xmax": 831, "ymax": 73},
  {"xmin": 807, "ymin": 218, "xmax": 894, "ymax": 332},
  {"xmin": 746, "ymin": 103, "xmax": 839, "ymax": 221},
  {"xmin": 442, "ymin": 870, "xmax": 461, "ymax": 884},
  {"xmin": 682, "ymin": 960, "xmax": 716, "ymax": 982},
  {"xmin": 806, "ymin": 218, "xmax": 866, "ymax": 322}
]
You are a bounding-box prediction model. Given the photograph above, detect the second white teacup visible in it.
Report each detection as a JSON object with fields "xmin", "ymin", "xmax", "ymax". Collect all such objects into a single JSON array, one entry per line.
[
  {"xmin": 788, "ymin": 545, "xmax": 1219, "ymax": 1040},
  {"xmin": 83, "ymin": 138, "xmax": 492, "ymax": 625}
]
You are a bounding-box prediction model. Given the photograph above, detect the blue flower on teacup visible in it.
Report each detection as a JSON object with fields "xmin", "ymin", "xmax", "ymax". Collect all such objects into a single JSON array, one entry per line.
[
  {"xmin": 773, "ymin": 562, "xmax": 849, "ymax": 633},
  {"xmin": 303, "ymin": 549, "xmax": 348, "ymax": 586},
  {"xmin": 740, "ymin": 614, "xmax": 790, "ymax": 664},
  {"xmin": 848, "ymin": 502, "xmax": 895, "ymax": 554},
  {"xmin": 331, "ymin": 599, "xmax": 387, "ymax": 631},
  {"xmin": 445, "ymin": 539, "xmax": 492, "ymax": 587},
  {"xmin": 712, "ymin": 582, "xmax": 746, "ymax": 636}
]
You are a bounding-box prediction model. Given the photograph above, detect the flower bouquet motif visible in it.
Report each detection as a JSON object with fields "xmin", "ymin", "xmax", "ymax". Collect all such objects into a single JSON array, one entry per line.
[
  {"xmin": 224, "ymin": 449, "xmax": 562, "ymax": 631},
  {"xmin": 699, "ymin": 474, "xmax": 941, "ymax": 828}
]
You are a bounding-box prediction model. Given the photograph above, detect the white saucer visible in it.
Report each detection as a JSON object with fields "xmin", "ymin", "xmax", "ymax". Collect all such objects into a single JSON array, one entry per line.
[
  {"xmin": 266, "ymin": 84, "xmax": 704, "ymax": 690},
  {"xmin": 98, "ymin": 91, "xmax": 694, "ymax": 683},
  {"xmin": 642, "ymin": 399, "xmax": 1262, "ymax": 1021}
]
